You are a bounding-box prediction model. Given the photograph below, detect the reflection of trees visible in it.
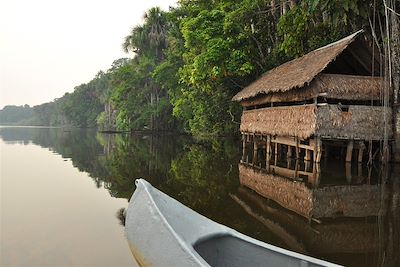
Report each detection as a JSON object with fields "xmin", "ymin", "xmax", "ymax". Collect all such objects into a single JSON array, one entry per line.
[
  {"xmin": 96, "ymin": 134, "xmax": 185, "ymax": 199},
  {"xmin": 163, "ymin": 141, "xmax": 239, "ymax": 212}
]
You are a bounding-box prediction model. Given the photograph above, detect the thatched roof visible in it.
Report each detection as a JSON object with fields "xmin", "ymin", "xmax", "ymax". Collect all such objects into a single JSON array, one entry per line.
[{"xmin": 232, "ymin": 30, "xmax": 365, "ymax": 102}]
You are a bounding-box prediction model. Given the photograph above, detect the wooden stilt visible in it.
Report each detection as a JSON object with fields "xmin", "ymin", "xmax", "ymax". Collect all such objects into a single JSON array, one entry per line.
[
  {"xmin": 253, "ymin": 136, "xmax": 258, "ymax": 165},
  {"xmin": 266, "ymin": 135, "xmax": 271, "ymax": 155},
  {"xmin": 305, "ymin": 149, "xmax": 312, "ymax": 161},
  {"xmin": 345, "ymin": 162, "xmax": 352, "ymax": 183},
  {"xmin": 295, "ymin": 137, "xmax": 300, "ymax": 159},
  {"xmin": 266, "ymin": 153, "xmax": 271, "ymax": 171},
  {"xmin": 287, "ymin": 158, "xmax": 293, "ymax": 169},
  {"xmin": 241, "ymin": 134, "xmax": 246, "ymax": 162},
  {"xmin": 287, "ymin": 145, "xmax": 292, "ymax": 158},
  {"xmin": 310, "ymin": 163, "xmax": 320, "ymax": 187},
  {"xmin": 346, "ymin": 141, "xmax": 354, "ymax": 162},
  {"xmin": 314, "ymin": 137, "xmax": 322, "ymax": 163},
  {"xmin": 357, "ymin": 141, "xmax": 365, "ymax": 163},
  {"xmin": 358, "ymin": 148, "xmax": 364, "ymax": 163},
  {"xmin": 265, "ymin": 135, "xmax": 271, "ymax": 161}
]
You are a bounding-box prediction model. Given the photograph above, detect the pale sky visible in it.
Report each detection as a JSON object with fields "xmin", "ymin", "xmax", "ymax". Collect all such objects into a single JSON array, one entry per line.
[{"xmin": 0, "ymin": 0, "xmax": 177, "ymax": 109}]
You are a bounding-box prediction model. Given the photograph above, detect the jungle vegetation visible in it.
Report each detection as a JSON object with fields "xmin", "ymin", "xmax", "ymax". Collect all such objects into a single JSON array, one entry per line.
[{"xmin": 1, "ymin": 0, "xmax": 398, "ymax": 138}]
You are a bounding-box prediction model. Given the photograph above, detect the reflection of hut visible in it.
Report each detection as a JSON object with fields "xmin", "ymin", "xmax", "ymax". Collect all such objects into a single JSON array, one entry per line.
[
  {"xmin": 232, "ymin": 30, "xmax": 391, "ymax": 163},
  {"xmin": 238, "ymin": 163, "xmax": 385, "ymax": 219},
  {"xmin": 231, "ymin": 186, "xmax": 380, "ymax": 266}
]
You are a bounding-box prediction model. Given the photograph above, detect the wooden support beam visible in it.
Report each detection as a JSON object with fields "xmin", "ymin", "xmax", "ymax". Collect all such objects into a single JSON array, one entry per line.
[
  {"xmin": 242, "ymin": 134, "xmax": 247, "ymax": 162},
  {"xmin": 287, "ymin": 145, "xmax": 292, "ymax": 158},
  {"xmin": 294, "ymin": 159, "xmax": 299, "ymax": 178},
  {"xmin": 358, "ymin": 147, "xmax": 364, "ymax": 163},
  {"xmin": 345, "ymin": 162, "xmax": 352, "ymax": 183},
  {"xmin": 310, "ymin": 163, "xmax": 321, "ymax": 187},
  {"xmin": 305, "ymin": 149, "xmax": 312, "ymax": 161},
  {"xmin": 253, "ymin": 137, "xmax": 258, "ymax": 165},
  {"xmin": 266, "ymin": 153, "xmax": 271, "ymax": 171},
  {"xmin": 346, "ymin": 141, "xmax": 354, "ymax": 162},
  {"xmin": 295, "ymin": 137, "xmax": 300, "ymax": 159},
  {"xmin": 317, "ymin": 141, "xmax": 322, "ymax": 163},
  {"xmin": 266, "ymin": 135, "xmax": 271, "ymax": 155},
  {"xmin": 272, "ymin": 136, "xmax": 314, "ymax": 150},
  {"xmin": 314, "ymin": 137, "xmax": 322, "ymax": 163}
]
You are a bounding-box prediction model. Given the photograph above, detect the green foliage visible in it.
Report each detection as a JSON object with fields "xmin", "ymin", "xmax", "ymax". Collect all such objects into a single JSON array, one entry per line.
[
  {"xmin": 0, "ymin": 105, "xmax": 34, "ymax": 125},
  {"xmin": 166, "ymin": 0, "xmax": 278, "ymax": 137},
  {"xmin": 117, "ymin": 7, "xmax": 175, "ymax": 132},
  {"xmin": 277, "ymin": 1, "xmax": 379, "ymax": 59},
  {"xmin": 62, "ymin": 72, "xmax": 110, "ymax": 127}
]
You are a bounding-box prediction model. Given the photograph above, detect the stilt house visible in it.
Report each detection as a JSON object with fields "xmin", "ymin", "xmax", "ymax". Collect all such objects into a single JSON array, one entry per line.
[{"xmin": 232, "ymin": 30, "xmax": 391, "ymax": 163}]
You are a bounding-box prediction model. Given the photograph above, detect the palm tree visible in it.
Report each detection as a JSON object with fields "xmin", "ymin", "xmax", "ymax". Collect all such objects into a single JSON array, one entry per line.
[
  {"xmin": 123, "ymin": 7, "xmax": 167, "ymax": 62},
  {"xmin": 122, "ymin": 7, "xmax": 169, "ymax": 131}
]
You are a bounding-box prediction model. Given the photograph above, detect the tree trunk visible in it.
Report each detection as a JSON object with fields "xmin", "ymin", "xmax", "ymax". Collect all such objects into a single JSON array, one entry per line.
[
  {"xmin": 388, "ymin": 1, "xmax": 400, "ymax": 161},
  {"xmin": 281, "ymin": 0, "xmax": 287, "ymax": 15}
]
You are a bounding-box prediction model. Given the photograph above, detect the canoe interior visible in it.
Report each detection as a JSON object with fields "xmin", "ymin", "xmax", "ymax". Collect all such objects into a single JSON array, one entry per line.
[{"xmin": 194, "ymin": 235, "xmax": 326, "ymax": 267}]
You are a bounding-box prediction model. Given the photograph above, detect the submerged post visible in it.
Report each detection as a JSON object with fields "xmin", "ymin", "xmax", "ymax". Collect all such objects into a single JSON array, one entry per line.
[{"xmin": 346, "ymin": 141, "xmax": 354, "ymax": 162}]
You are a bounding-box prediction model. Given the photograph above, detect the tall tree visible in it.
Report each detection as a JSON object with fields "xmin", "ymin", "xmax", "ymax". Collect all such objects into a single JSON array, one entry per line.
[{"xmin": 122, "ymin": 7, "xmax": 170, "ymax": 131}]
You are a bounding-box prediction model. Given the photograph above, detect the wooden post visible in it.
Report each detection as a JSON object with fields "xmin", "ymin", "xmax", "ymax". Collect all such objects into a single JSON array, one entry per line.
[
  {"xmin": 310, "ymin": 163, "xmax": 321, "ymax": 187},
  {"xmin": 357, "ymin": 141, "xmax": 365, "ymax": 163},
  {"xmin": 346, "ymin": 140, "xmax": 354, "ymax": 162},
  {"xmin": 305, "ymin": 149, "xmax": 312, "ymax": 161},
  {"xmin": 266, "ymin": 153, "xmax": 271, "ymax": 171},
  {"xmin": 253, "ymin": 135, "xmax": 258, "ymax": 165},
  {"xmin": 345, "ymin": 162, "xmax": 352, "ymax": 183},
  {"xmin": 266, "ymin": 135, "xmax": 271, "ymax": 155},
  {"xmin": 295, "ymin": 137, "xmax": 300, "ymax": 159},
  {"xmin": 314, "ymin": 137, "xmax": 322, "ymax": 163},
  {"xmin": 287, "ymin": 158, "xmax": 293, "ymax": 169},
  {"xmin": 241, "ymin": 134, "xmax": 246, "ymax": 162},
  {"xmin": 287, "ymin": 145, "xmax": 292, "ymax": 158},
  {"xmin": 358, "ymin": 147, "xmax": 364, "ymax": 163}
]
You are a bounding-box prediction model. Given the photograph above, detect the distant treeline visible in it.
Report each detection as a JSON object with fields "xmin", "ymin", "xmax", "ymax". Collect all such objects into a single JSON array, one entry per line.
[{"xmin": 2, "ymin": 0, "xmax": 397, "ymax": 137}]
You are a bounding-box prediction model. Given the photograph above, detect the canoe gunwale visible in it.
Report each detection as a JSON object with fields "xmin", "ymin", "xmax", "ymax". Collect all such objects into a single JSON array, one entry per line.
[{"xmin": 132, "ymin": 179, "xmax": 209, "ymax": 266}]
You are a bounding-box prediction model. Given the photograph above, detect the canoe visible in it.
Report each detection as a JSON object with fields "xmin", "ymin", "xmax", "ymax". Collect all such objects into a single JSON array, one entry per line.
[{"xmin": 125, "ymin": 179, "xmax": 342, "ymax": 267}]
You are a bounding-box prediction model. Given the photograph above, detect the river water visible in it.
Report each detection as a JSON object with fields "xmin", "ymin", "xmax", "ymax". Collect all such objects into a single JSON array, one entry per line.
[{"xmin": 0, "ymin": 126, "xmax": 399, "ymax": 267}]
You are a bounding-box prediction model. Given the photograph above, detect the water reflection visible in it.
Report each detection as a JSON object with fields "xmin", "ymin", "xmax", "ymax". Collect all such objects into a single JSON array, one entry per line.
[
  {"xmin": 0, "ymin": 126, "xmax": 398, "ymax": 267},
  {"xmin": 237, "ymin": 143, "xmax": 399, "ymax": 267}
]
